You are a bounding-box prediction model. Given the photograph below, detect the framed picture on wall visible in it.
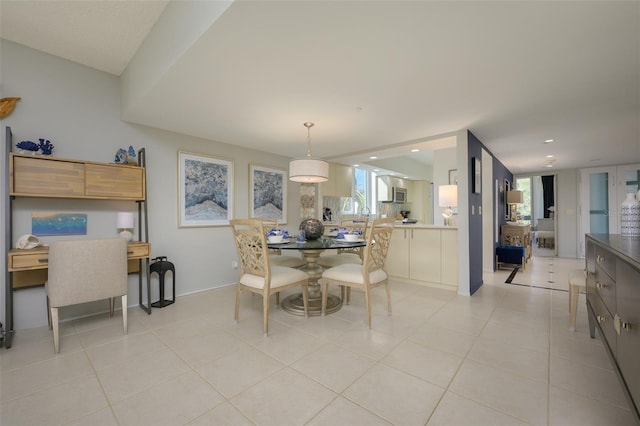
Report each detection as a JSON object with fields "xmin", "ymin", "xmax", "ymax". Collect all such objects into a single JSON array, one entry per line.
[
  {"xmin": 249, "ymin": 164, "xmax": 287, "ymax": 224},
  {"xmin": 472, "ymin": 157, "xmax": 481, "ymax": 194},
  {"xmin": 178, "ymin": 151, "xmax": 234, "ymax": 227},
  {"xmin": 448, "ymin": 169, "xmax": 458, "ymax": 185}
]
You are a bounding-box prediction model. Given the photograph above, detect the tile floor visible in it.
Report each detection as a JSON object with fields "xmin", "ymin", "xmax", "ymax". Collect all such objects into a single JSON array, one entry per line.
[{"xmin": 1, "ymin": 256, "xmax": 638, "ymax": 426}]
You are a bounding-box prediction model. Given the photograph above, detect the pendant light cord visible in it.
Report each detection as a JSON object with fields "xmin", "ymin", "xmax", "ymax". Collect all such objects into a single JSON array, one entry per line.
[{"xmin": 304, "ymin": 122, "xmax": 314, "ymax": 158}]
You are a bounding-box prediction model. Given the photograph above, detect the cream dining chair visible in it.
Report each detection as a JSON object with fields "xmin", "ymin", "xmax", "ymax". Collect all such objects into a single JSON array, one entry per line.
[
  {"xmin": 318, "ymin": 217, "xmax": 369, "ymax": 269},
  {"xmin": 230, "ymin": 219, "xmax": 309, "ymax": 335},
  {"xmin": 321, "ymin": 217, "xmax": 395, "ymax": 328},
  {"xmin": 261, "ymin": 218, "xmax": 306, "ymax": 269},
  {"xmin": 46, "ymin": 238, "xmax": 128, "ymax": 353}
]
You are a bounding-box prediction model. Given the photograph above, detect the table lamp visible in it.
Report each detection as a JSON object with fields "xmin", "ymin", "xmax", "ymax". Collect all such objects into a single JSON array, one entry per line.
[
  {"xmin": 439, "ymin": 185, "xmax": 458, "ymax": 226},
  {"xmin": 116, "ymin": 212, "xmax": 134, "ymax": 241},
  {"xmin": 507, "ymin": 190, "xmax": 524, "ymax": 222}
]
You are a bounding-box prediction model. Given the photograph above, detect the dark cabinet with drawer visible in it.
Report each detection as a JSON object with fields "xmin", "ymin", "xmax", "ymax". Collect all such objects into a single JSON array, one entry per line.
[{"xmin": 586, "ymin": 234, "xmax": 640, "ymax": 423}]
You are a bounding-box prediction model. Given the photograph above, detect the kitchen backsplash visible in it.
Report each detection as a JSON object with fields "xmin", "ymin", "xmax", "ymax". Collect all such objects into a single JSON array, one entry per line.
[{"xmin": 321, "ymin": 196, "xmax": 411, "ymax": 221}]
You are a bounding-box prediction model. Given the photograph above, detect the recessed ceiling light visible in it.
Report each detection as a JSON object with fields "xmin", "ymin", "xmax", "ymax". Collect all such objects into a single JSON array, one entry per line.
[
  {"xmin": 373, "ymin": 169, "xmax": 380, "ymax": 172},
  {"xmin": 546, "ymin": 154, "xmax": 554, "ymax": 158},
  {"xmin": 353, "ymin": 164, "xmax": 359, "ymax": 167},
  {"xmin": 544, "ymin": 139, "xmax": 554, "ymax": 144},
  {"xmin": 369, "ymin": 156, "xmax": 377, "ymax": 160},
  {"xmin": 403, "ymin": 176, "xmax": 408, "ymax": 179},
  {"xmin": 546, "ymin": 164, "xmax": 553, "ymax": 168},
  {"xmin": 411, "ymin": 149, "xmax": 420, "ymax": 153}
]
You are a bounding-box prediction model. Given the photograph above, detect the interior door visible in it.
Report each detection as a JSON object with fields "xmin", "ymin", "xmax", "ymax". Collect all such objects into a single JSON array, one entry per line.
[{"xmin": 579, "ymin": 167, "xmax": 617, "ymax": 257}]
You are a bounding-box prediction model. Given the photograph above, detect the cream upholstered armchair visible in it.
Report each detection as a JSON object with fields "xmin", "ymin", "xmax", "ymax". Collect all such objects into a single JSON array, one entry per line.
[
  {"xmin": 230, "ymin": 219, "xmax": 309, "ymax": 335},
  {"xmin": 46, "ymin": 238, "xmax": 128, "ymax": 353},
  {"xmin": 321, "ymin": 217, "xmax": 394, "ymax": 328}
]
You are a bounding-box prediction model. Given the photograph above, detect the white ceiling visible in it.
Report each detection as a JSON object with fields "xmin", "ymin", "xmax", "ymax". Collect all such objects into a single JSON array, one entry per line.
[{"xmin": 1, "ymin": 1, "xmax": 639, "ymax": 177}]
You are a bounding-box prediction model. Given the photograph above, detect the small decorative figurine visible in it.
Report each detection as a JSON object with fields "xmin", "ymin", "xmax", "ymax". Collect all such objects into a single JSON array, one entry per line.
[
  {"xmin": 16, "ymin": 140, "xmax": 39, "ymax": 154},
  {"xmin": 114, "ymin": 145, "xmax": 137, "ymax": 164},
  {"xmin": 38, "ymin": 138, "xmax": 54, "ymax": 155}
]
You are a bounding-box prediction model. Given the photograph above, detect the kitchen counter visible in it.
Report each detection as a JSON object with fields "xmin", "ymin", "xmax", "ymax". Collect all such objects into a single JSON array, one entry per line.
[{"xmin": 323, "ymin": 221, "xmax": 456, "ymax": 230}]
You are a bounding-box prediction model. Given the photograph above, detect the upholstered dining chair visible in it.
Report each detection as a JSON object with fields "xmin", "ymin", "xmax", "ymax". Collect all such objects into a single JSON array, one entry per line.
[
  {"xmin": 230, "ymin": 219, "xmax": 309, "ymax": 335},
  {"xmin": 321, "ymin": 217, "xmax": 394, "ymax": 328},
  {"xmin": 261, "ymin": 218, "xmax": 306, "ymax": 269},
  {"xmin": 46, "ymin": 238, "xmax": 128, "ymax": 353},
  {"xmin": 318, "ymin": 217, "xmax": 369, "ymax": 268}
]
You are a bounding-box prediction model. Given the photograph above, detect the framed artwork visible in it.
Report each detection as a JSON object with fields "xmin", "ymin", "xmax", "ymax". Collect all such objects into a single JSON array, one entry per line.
[
  {"xmin": 504, "ymin": 179, "xmax": 511, "ymax": 220},
  {"xmin": 32, "ymin": 213, "xmax": 87, "ymax": 235},
  {"xmin": 178, "ymin": 151, "xmax": 233, "ymax": 227},
  {"xmin": 448, "ymin": 169, "xmax": 458, "ymax": 185},
  {"xmin": 250, "ymin": 164, "xmax": 287, "ymax": 223},
  {"xmin": 472, "ymin": 157, "xmax": 481, "ymax": 194}
]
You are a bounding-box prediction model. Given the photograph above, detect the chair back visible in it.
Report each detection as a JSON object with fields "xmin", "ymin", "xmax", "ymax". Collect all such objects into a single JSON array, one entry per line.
[
  {"xmin": 47, "ymin": 238, "xmax": 128, "ymax": 308},
  {"xmin": 362, "ymin": 218, "xmax": 395, "ymax": 273},
  {"xmin": 230, "ymin": 218, "xmax": 269, "ymax": 280},
  {"xmin": 338, "ymin": 217, "xmax": 369, "ymax": 257}
]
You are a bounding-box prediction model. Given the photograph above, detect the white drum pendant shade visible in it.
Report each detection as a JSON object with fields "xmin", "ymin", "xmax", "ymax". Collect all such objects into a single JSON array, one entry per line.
[
  {"xmin": 289, "ymin": 157, "xmax": 329, "ymax": 183},
  {"xmin": 289, "ymin": 121, "xmax": 329, "ymax": 183}
]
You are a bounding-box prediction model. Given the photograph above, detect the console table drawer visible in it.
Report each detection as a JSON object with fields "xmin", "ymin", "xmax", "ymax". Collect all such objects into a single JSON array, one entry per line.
[
  {"xmin": 594, "ymin": 265, "xmax": 616, "ymax": 314},
  {"xmin": 595, "ymin": 246, "xmax": 616, "ymax": 280},
  {"xmin": 127, "ymin": 242, "xmax": 150, "ymax": 259},
  {"xmin": 589, "ymin": 293, "xmax": 617, "ymax": 352},
  {"xmin": 8, "ymin": 247, "xmax": 49, "ymax": 271}
]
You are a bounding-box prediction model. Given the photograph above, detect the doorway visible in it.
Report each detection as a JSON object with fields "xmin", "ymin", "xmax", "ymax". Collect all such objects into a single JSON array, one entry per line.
[{"xmin": 516, "ymin": 174, "xmax": 557, "ymax": 257}]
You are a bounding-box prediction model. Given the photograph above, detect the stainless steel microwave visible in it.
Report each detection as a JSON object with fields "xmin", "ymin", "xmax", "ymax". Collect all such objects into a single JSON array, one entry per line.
[{"xmin": 392, "ymin": 187, "xmax": 407, "ymax": 203}]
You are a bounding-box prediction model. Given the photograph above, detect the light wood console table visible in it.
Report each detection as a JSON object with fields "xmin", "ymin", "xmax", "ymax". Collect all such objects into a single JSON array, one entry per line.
[
  {"xmin": 500, "ymin": 224, "xmax": 532, "ymax": 261},
  {"xmin": 4, "ymin": 126, "xmax": 151, "ymax": 349}
]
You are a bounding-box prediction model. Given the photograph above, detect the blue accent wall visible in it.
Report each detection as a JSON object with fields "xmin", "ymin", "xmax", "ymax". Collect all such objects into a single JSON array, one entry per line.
[{"xmin": 466, "ymin": 131, "xmax": 513, "ymax": 294}]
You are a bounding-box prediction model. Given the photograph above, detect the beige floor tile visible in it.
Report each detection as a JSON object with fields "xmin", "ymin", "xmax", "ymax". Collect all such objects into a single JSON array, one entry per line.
[
  {"xmin": 230, "ymin": 368, "xmax": 336, "ymax": 425},
  {"xmin": 64, "ymin": 407, "xmax": 119, "ymax": 426},
  {"xmin": 550, "ymin": 356, "xmax": 629, "ymax": 408},
  {"xmin": 480, "ymin": 319, "xmax": 549, "ymax": 353},
  {"xmin": 408, "ymin": 321, "xmax": 477, "ymax": 357},
  {"xmin": 427, "ymin": 391, "xmax": 529, "ymax": 425},
  {"xmin": 187, "ymin": 401, "xmax": 255, "ymax": 425},
  {"xmin": 550, "ymin": 331, "xmax": 612, "ymax": 371},
  {"xmin": 1, "ymin": 351, "xmax": 94, "ymax": 403},
  {"xmin": 97, "ymin": 348, "xmax": 191, "ymax": 403},
  {"xmin": 0, "ymin": 374, "xmax": 109, "ymax": 426},
  {"xmin": 87, "ymin": 331, "xmax": 170, "ymax": 371},
  {"xmin": 426, "ymin": 308, "xmax": 488, "ymax": 336},
  {"xmin": 344, "ymin": 363, "xmax": 444, "ymax": 425},
  {"xmin": 1, "ymin": 333, "xmax": 84, "ymax": 372},
  {"xmin": 449, "ymin": 359, "xmax": 548, "ymax": 424},
  {"xmin": 77, "ymin": 317, "xmax": 148, "ymax": 349},
  {"xmin": 549, "ymin": 386, "xmax": 637, "ymax": 426},
  {"xmin": 112, "ymin": 371, "xmax": 224, "ymax": 426},
  {"xmin": 251, "ymin": 327, "xmax": 328, "ymax": 365},
  {"xmin": 308, "ymin": 396, "xmax": 392, "ymax": 426},
  {"xmin": 382, "ymin": 340, "xmax": 463, "ymax": 388},
  {"xmin": 468, "ymin": 335, "xmax": 549, "ymax": 382},
  {"xmin": 197, "ymin": 346, "xmax": 285, "ymax": 398},
  {"xmin": 165, "ymin": 327, "xmax": 252, "ymax": 367},
  {"xmin": 291, "ymin": 343, "xmax": 376, "ymax": 392}
]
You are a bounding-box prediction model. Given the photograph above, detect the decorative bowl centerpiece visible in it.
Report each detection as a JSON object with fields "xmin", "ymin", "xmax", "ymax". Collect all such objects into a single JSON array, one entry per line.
[{"xmin": 299, "ymin": 218, "xmax": 324, "ymax": 240}]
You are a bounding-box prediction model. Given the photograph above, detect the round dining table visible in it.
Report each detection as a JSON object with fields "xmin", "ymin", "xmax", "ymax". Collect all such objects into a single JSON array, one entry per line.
[{"xmin": 267, "ymin": 236, "xmax": 366, "ymax": 316}]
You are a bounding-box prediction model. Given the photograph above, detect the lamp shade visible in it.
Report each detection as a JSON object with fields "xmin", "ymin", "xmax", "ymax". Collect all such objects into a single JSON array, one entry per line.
[
  {"xmin": 116, "ymin": 212, "xmax": 134, "ymax": 229},
  {"xmin": 507, "ymin": 190, "xmax": 524, "ymax": 204},
  {"xmin": 438, "ymin": 185, "xmax": 458, "ymax": 207},
  {"xmin": 289, "ymin": 158, "xmax": 329, "ymax": 183}
]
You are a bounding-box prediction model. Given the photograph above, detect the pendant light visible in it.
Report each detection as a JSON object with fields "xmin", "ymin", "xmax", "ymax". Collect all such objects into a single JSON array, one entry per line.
[{"xmin": 289, "ymin": 122, "xmax": 329, "ymax": 183}]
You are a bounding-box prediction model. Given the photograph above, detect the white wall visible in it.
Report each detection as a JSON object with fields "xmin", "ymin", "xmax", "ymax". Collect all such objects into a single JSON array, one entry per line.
[
  {"xmin": 432, "ymin": 147, "xmax": 457, "ymax": 226},
  {"xmin": 1, "ymin": 40, "xmax": 305, "ymax": 329}
]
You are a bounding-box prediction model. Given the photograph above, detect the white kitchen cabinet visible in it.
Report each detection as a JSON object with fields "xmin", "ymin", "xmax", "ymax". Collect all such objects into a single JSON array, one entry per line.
[
  {"xmin": 410, "ymin": 228, "xmax": 441, "ymax": 283},
  {"xmin": 410, "ymin": 180, "xmax": 432, "ymax": 224},
  {"xmin": 386, "ymin": 228, "xmax": 410, "ymax": 278},
  {"xmin": 323, "ymin": 163, "xmax": 353, "ymax": 197},
  {"xmin": 441, "ymin": 228, "xmax": 458, "ymax": 286},
  {"xmin": 386, "ymin": 226, "xmax": 457, "ymax": 290}
]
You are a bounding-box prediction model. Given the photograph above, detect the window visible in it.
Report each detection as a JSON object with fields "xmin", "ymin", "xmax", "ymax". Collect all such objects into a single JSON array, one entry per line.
[
  {"xmin": 340, "ymin": 168, "xmax": 376, "ymax": 216},
  {"xmin": 516, "ymin": 177, "xmax": 531, "ymax": 224}
]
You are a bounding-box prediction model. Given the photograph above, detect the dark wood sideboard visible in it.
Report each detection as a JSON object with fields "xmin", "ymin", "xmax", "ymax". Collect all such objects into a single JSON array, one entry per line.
[{"xmin": 586, "ymin": 234, "xmax": 640, "ymax": 423}]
